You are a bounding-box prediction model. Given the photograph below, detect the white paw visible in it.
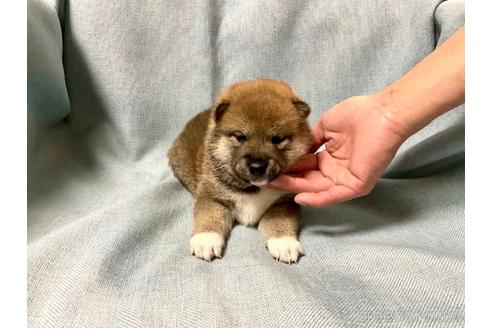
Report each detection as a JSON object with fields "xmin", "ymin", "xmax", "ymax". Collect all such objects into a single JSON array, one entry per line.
[
  {"xmin": 189, "ymin": 232, "xmax": 224, "ymax": 261},
  {"xmin": 267, "ymin": 236, "xmax": 303, "ymax": 264}
]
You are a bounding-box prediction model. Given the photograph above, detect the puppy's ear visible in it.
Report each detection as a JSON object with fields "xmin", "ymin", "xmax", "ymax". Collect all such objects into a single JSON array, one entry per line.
[
  {"xmin": 292, "ymin": 99, "xmax": 310, "ymax": 118},
  {"xmin": 214, "ymin": 101, "xmax": 230, "ymax": 122}
]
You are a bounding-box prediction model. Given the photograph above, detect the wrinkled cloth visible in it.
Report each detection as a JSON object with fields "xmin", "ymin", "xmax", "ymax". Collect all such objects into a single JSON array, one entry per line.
[{"xmin": 27, "ymin": 0, "xmax": 465, "ymax": 327}]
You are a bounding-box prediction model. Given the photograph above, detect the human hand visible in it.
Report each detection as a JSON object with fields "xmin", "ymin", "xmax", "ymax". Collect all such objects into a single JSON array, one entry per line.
[
  {"xmin": 269, "ymin": 94, "xmax": 409, "ymax": 207},
  {"xmin": 269, "ymin": 27, "xmax": 464, "ymax": 208}
]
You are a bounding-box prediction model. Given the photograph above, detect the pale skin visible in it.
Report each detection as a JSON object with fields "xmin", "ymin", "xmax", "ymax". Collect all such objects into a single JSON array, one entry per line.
[{"xmin": 269, "ymin": 26, "xmax": 465, "ymax": 208}]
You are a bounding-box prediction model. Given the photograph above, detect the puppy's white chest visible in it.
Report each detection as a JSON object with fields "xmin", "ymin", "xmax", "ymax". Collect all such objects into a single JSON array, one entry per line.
[{"xmin": 233, "ymin": 189, "xmax": 287, "ymax": 226}]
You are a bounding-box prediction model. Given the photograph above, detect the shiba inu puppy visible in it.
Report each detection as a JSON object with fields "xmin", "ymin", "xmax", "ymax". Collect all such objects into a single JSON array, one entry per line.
[{"xmin": 168, "ymin": 79, "xmax": 311, "ymax": 263}]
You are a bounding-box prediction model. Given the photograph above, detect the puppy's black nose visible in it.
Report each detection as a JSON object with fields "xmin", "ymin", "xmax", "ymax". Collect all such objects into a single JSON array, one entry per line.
[{"xmin": 248, "ymin": 158, "xmax": 268, "ymax": 177}]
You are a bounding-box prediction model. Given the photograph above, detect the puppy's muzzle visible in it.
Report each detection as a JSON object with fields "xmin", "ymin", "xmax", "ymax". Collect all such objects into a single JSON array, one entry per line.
[{"xmin": 236, "ymin": 155, "xmax": 280, "ymax": 185}]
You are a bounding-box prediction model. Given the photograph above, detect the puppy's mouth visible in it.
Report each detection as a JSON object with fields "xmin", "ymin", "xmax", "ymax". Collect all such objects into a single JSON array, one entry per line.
[
  {"xmin": 234, "ymin": 174, "xmax": 273, "ymax": 187},
  {"xmin": 239, "ymin": 175, "xmax": 278, "ymax": 187},
  {"xmin": 250, "ymin": 179, "xmax": 270, "ymax": 187},
  {"xmin": 234, "ymin": 158, "xmax": 281, "ymax": 187}
]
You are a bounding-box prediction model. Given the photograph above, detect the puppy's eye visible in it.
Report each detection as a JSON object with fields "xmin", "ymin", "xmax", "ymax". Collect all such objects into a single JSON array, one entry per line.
[
  {"xmin": 271, "ymin": 136, "xmax": 287, "ymax": 145},
  {"xmin": 232, "ymin": 133, "xmax": 247, "ymax": 143}
]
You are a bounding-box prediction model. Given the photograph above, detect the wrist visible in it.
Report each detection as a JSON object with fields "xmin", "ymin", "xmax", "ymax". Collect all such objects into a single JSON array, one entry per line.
[
  {"xmin": 372, "ymin": 87, "xmax": 423, "ymax": 139},
  {"xmin": 375, "ymin": 84, "xmax": 440, "ymax": 138}
]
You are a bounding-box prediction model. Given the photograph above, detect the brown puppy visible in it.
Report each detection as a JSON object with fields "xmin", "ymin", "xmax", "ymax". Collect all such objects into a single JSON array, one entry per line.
[{"xmin": 168, "ymin": 79, "xmax": 311, "ymax": 263}]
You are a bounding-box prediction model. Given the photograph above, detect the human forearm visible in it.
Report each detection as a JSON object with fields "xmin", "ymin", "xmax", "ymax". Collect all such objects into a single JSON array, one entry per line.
[{"xmin": 376, "ymin": 26, "xmax": 465, "ymax": 137}]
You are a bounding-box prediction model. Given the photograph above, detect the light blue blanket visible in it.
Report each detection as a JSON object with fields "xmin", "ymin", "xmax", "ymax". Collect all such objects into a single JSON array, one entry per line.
[{"xmin": 28, "ymin": 1, "xmax": 465, "ymax": 327}]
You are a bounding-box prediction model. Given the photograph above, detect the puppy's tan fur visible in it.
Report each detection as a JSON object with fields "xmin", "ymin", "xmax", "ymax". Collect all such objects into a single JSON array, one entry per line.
[{"xmin": 168, "ymin": 79, "xmax": 311, "ymax": 263}]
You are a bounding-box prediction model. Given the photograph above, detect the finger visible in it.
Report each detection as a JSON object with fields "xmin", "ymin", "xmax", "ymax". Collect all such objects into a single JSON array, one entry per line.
[
  {"xmin": 324, "ymin": 138, "xmax": 341, "ymax": 154},
  {"xmin": 310, "ymin": 120, "xmax": 326, "ymax": 152},
  {"xmin": 294, "ymin": 186, "xmax": 357, "ymax": 208},
  {"xmin": 265, "ymin": 173, "xmax": 294, "ymax": 190},
  {"xmin": 288, "ymin": 153, "xmax": 318, "ymax": 172},
  {"xmin": 268, "ymin": 171, "xmax": 334, "ymax": 193}
]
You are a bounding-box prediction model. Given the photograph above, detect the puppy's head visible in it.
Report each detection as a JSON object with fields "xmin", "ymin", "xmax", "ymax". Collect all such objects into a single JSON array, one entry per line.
[{"xmin": 208, "ymin": 79, "xmax": 311, "ymax": 188}]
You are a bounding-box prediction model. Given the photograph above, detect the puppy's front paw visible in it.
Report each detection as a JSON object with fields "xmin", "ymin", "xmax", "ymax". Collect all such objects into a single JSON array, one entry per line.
[
  {"xmin": 267, "ymin": 236, "xmax": 303, "ymax": 264},
  {"xmin": 189, "ymin": 232, "xmax": 224, "ymax": 261}
]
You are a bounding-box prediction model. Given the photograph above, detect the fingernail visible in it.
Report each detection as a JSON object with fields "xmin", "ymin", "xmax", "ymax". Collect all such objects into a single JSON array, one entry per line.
[{"xmin": 295, "ymin": 197, "xmax": 306, "ymax": 206}]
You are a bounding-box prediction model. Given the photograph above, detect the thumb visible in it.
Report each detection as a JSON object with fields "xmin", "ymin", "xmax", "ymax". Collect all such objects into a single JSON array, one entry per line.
[{"xmin": 309, "ymin": 120, "xmax": 326, "ymax": 153}]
